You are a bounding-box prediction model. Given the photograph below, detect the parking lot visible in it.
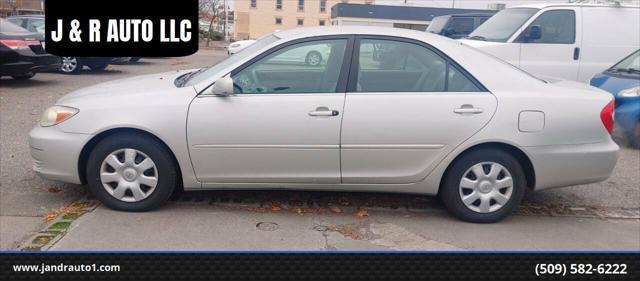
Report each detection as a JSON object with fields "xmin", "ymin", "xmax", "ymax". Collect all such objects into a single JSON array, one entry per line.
[{"xmin": 1, "ymin": 49, "xmax": 638, "ymax": 251}]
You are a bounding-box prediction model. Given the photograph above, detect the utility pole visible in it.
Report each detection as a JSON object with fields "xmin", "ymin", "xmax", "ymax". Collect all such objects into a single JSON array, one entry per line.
[{"xmin": 223, "ymin": 0, "xmax": 228, "ymax": 41}]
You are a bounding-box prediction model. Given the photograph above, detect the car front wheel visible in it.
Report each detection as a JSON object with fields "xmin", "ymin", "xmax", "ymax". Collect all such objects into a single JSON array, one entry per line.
[
  {"xmin": 86, "ymin": 133, "xmax": 177, "ymax": 211},
  {"xmin": 440, "ymin": 148, "xmax": 526, "ymax": 223}
]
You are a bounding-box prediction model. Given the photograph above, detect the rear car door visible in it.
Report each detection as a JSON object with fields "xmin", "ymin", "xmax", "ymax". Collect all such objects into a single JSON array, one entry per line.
[
  {"xmin": 340, "ymin": 36, "xmax": 497, "ymax": 184},
  {"xmin": 517, "ymin": 8, "xmax": 581, "ymax": 80},
  {"xmin": 187, "ymin": 36, "xmax": 352, "ymax": 183}
]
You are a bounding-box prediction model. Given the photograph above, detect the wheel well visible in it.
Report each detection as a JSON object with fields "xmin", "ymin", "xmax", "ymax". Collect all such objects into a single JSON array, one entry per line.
[
  {"xmin": 77, "ymin": 128, "xmax": 183, "ymax": 189},
  {"xmin": 439, "ymin": 142, "xmax": 536, "ymax": 192}
]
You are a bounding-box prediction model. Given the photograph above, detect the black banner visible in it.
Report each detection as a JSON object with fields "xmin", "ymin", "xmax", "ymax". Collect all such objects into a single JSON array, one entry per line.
[
  {"xmin": 44, "ymin": 0, "xmax": 199, "ymax": 57},
  {"xmin": 2, "ymin": 253, "xmax": 638, "ymax": 280}
]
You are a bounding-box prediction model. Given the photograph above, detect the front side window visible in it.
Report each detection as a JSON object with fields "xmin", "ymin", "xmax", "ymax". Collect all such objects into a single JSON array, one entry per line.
[
  {"xmin": 232, "ymin": 39, "xmax": 348, "ymax": 94},
  {"xmin": 468, "ymin": 8, "xmax": 538, "ymax": 42},
  {"xmin": 519, "ymin": 10, "xmax": 576, "ymax": 44},
  {"xmin": 355, "ymin": 39, "xmax": 481, "ymax": 92},
  {"xmin": 448, "ymin": 18, "xmax": 474, "ymax": 34}
]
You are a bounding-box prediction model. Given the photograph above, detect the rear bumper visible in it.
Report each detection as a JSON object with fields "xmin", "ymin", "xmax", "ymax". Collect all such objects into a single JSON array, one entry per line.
[
  {"xmin": 29, "ymin": 125, "xmax": 92, "ymax": 184},
  {"xmin": 0, "ymin": 55, "xmax": 60, "ymax": 76},
  {"xmin": 524, "ymin": 139, "xmax": 619, "ymax": 190}
]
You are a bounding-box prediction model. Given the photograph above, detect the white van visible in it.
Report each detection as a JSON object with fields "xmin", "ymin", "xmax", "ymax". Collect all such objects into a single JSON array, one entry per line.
[{"xmin": 459, "ymin": 3, "xmax": 640, "ymax": 82}]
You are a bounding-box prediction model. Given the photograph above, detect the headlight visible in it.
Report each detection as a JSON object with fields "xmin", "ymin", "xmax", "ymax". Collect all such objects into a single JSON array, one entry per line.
[
  {"xmin": 618, "ymin": 86, "xmax": 640, "ymax": 97},
  {"xmin": 39, "ymin": 105, "xmax": 79, "ymax": 127},
  {"xmin": 230, "ymin": 43, "xmax": 240, "ymax": 48}
]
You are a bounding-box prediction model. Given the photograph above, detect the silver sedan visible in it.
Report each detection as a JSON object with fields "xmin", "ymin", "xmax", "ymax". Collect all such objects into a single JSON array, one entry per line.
[{"xmin": 29, "ymin": 27, "xmax": 618, "ymax": 223}]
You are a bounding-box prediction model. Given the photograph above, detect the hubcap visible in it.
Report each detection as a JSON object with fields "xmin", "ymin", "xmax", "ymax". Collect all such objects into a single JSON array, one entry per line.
[
  {"xmin": 100, "ymin": 148, "xmax": 158, "ymax": 203},
  {"xmin": 61, "ymin": 57, "xmax": 77, "ymax": 72},
  {"xmin": 307, "ymin": 53, "xmax": 320, "ymax": 65},
  {"xmin": 459, "ymin": 162, "xmax": 513, "ymax": 213}
]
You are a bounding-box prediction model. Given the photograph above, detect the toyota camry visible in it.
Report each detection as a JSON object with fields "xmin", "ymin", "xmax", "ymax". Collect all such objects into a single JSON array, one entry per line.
[{"xmin": 29, "ymin": 27, "xmax": 618, "ymax": 223}]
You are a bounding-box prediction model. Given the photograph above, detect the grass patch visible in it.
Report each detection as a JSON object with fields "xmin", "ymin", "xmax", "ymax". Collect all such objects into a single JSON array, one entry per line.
[
  {"xmin": 32, "ymin": 235, "xmax": 54, "ymax": 245},
  {"xmin": 62, "ymin": 212, "xmax": 82, "ymax": 220},
  {"xmin": 48, "ymin": 221, "xmax": 71, "ymax": 231},
  {"xmin": 22, "ymin": 246, "xmax": 42, "ymax": 251}
]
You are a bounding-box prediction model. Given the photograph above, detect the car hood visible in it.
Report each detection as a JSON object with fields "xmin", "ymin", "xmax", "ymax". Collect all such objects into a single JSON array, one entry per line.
[{"xmin": 57, "ymin": 69, "xmax": 198, "ymax": 104}]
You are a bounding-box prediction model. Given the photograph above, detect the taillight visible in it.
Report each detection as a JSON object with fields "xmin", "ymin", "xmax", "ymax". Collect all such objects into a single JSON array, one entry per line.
[
  {"xmin": 600, "ymin": 99, "xmax": 615, "ymax": 134},
  {"xmin": 0, "ymin": 39, "xmax": 40, "ymax": 50}
]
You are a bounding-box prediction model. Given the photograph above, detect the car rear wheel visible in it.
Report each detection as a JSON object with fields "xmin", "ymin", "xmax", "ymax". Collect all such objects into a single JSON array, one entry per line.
[
  {"xmin": 60, "ymin": 57, "xmax": 82, "ymax": 74},
  {"xmin": 86, "ymin": 133, "xmax": 177, "ymax": 211},
  {"xmin": 440, "ymin": 148, "xmax": 526, "ymax": 223},
  {"xmin": 11, "ymin": 72, "xmax": 35, "ymax": 80},
  {"xmin": 305, "ymin": 51, "xmax": 322, "ymax": 66}
]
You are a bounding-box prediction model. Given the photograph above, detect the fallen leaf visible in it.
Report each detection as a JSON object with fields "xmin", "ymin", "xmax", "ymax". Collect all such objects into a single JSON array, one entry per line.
[
  {"xmin": 330, "ymin": 207, "xmax": 342, "ymax": 214},
  {"xmin": 355, "ymin": 209, "xmax": 369, "ymax": 218},
  {"xmin": 270, "ymin": 206, "xmax": 281, "ymax": 212},
  {"xmin": 47, "ymin": 186, "xmax": 62, "ymax": 193}
]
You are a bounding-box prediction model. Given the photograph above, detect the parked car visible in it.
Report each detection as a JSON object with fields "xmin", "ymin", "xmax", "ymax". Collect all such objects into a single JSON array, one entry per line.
[
  {"xmin": 30, "ymin": 27, "xmax": 618, "ymax": 223},
  {"xmin": 0, "ymin": 18, "xmax": 60, "ymax": 80},
  {"xmin": 590, "ymin": 49, "xmax": 640, "ymax": 147},
  {"xmin": 266, "ymin": 43, "xmax": 332, "ymax": 66},
  {"xmin": 6, "ymin": 15, "xmax": 131, "ymax": 74},
  {"xmin": 227, "ymin": 39, "xmax": 256, "ymax": 55},
  {"xmin": 460, "ymin": 3, "xmax": 640, "ymax": 82},
  {"xmin": 426, "ymin": 13, "xmax": 495, "ymax": 39}
]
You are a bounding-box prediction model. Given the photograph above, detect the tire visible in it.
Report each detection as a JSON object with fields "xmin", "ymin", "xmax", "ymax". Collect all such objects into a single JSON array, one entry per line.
[
  {"xmin": 129, "ymin": 57, "xmax": 141, "ymax": 63},
  {"xmin": 60, "ymin": 57, "xmax": 82, "ymax": 74},
  {"xmin": 11, "ymin": 72, "xmax": 35, "ymax": 80},
  {"xmin": 86, "ymin": 133, "xmax": 177, "ymax": 211},
  {"xmin": 305, "ymin": 51, "xmax": 322, "ymax": 66},
  {"xmin": 440, "ymin": 148, "xmax": 526, "ymax": 223},
  {"xmin": 88, "ymin": 64, "xmax": 108, "ymax": 71}
]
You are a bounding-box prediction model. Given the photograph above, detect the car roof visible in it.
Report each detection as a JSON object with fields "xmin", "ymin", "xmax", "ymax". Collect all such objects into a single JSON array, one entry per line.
[
  {"xmin": 513, "ymin": 3, "xmax": 639, "ymax": 9},
  {"xmin": 274, "ymin": 26, "xmax": 451, "ymax": 44}
]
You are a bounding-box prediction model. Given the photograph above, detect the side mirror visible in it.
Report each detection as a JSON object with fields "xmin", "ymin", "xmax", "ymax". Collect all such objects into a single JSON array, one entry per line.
[
  {"xmin": 209, "ymin": 75, "xmax": 234, "ymax": 96},
  {"xmin": 526, "ymin": 25, "xmax": 542, "ymax": 41}
]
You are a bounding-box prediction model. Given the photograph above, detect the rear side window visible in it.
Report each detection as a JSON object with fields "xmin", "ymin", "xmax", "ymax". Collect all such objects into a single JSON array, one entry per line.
[
  {"xmin": 522, "ymin": 10, "xmax": 576, "ymax": 44},
  {"xmin": 354, "ymin": 39, "xmax": 482, "ymax": 92}
]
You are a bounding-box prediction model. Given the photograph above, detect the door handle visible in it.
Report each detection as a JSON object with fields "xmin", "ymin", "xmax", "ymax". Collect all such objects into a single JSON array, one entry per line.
[
  {"xmin": 573, "ymin": 47, "xmax": 580, "ymax": 60},
  {"xmin": 308, "ymin": 106, "xmax": 339, "ymax": 117},
  {"xmin": 454, "ymin": 105, "xmax": 483, "ymax": 114}
]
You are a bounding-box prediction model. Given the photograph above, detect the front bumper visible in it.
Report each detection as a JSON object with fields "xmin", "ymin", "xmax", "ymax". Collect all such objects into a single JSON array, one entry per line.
[
  {"xmin": 29, "ymin": 125, "xmax": 92, "ymax": 184},
  {"xmin": 524, "ymin": 139, "xmax": 619, "ymax": 190}
]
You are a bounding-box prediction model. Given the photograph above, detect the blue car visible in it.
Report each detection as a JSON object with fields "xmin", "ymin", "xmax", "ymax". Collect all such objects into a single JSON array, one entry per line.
[{"xmin": 590, "ymin": 49, "xmax": 640, "ymax": 147}]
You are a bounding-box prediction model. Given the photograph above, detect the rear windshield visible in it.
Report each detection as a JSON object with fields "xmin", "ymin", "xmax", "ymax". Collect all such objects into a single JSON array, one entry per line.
[{"xmin": 0, "ymin": 18, "xmax": 29, "ymax": 33}]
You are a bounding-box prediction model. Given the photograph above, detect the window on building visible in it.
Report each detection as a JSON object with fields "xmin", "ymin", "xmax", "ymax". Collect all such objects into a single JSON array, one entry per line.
[
  {"xmin": 355, "ymin": 39, "xmax": 481, "ymax": 92},
  {"xmin": 250, "ymin": 0, "xmax": 257, "ymax": 8},
  {"xmin": 276, "ymin": 0, "xmax": 282, "ymax": 10},
  {"xmin": 275, "ymin": 17, "xmax": 282, "ymax": 25},
  {"xmin": 319, "ymin": 20, "xmax": 326, "ymax": 26},
  {"xmin": 297, "ymin": 18, "xmax": 304, "ymax": 26},
  {"xmin": 320, "ymin": 0, "xmax": 326, "ymax": 12},
  {"xmin": 298, "ymin": 0, "xmax": 305, "ymax": 12}
]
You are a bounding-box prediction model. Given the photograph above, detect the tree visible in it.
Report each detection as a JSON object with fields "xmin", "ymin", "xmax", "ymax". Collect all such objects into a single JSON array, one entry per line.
[{"xmin": 199, "ymin": 0, "xmax": 223, "ymax": 46}]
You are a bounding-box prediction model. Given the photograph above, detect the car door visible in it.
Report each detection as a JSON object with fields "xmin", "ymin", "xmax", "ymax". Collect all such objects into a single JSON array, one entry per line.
[
  {"xmin": 340, "ymin": 37, "xmax": 497, "ymax": 184},
  {"xmin": 187, "ymin": 36, "xmax": 352, "ymax": 183},
  {"xmin": 517, "ymin": 8, "xmax": 581, "ymax": 80}
]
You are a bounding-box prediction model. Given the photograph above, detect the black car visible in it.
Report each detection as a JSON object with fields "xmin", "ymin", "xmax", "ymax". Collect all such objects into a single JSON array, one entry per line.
[
  {"xmin": 6, "ymin": 15, "xmax": 131, "ymax": 74},
  {"xmin": 0, "ymin": 18, "xmax": 60, "ymax": 80},
  {"xmin": 426, "ymin": 13, "xmax": 495, "ymax": 39}
]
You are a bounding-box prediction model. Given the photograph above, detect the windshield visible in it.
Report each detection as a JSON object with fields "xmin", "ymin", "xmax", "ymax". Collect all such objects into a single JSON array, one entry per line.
[
  {"xmin": 426, "ymin": 16, "xmax": 449, "ymax": 33},
  {"xmin": 183, "ymin": 34, "xmax": 280, "ymax": 86},
  {"xmin": 611, "ymin": 49, "xmax": 640, "ymax": 73},
  {"xmin": 467, "ymin": 8, "xmax": 538, "ymax": 42}
]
